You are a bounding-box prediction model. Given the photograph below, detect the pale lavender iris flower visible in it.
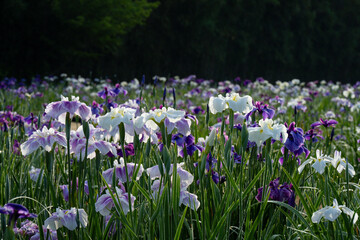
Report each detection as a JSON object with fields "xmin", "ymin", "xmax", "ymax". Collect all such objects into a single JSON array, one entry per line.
[
  {"xmin": 44, "ymin": 95, "xmax": 91, "ymax": 124},
  {"xmin": 20, "ymin": 126, "xmax": 66, "ymax": 156},
  {"xmin": 44, "ymin": 208, "xmax": 88, "ymax": 231}
]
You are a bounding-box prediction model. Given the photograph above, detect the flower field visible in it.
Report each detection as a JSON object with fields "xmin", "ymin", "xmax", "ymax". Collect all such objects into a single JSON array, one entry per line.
[{"xmin": 0, "ymin": 75, "xmax": 359, "ymax": 239}]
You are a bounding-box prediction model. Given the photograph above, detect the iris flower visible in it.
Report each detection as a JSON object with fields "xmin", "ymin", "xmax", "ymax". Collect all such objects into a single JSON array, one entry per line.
[
  {"xmin": 208, "ymin": 93, "xmax": 253, "ymax": 114},
  {"xmin": 248, "ymin": 119, "xmax": 288, "ymax": 146},
  {"xmin": 95, "ymin": 185, "xmax": 135, "ymax": 216},
  {"xmin": 44, "ymin": 208, "xmax": 88, "ymax": 231},
  {"xmin": 70, "ymin": 124, "xmax": 117, "ymax": 160},
  {"xmin": 146, "ymin": 163, "xmax": 200, "ymax": 210},
  {"xmin": 312, "ymin": 199, "xmax": 358, "ymax": 224},
  {"xmin": 102, "ymin": 158, "xmax": 144, "ymax": 184},
  {"xmin": 298, "ymin": 149, "xmax": 331, "ymax": 174},
  {"xmin": 330, "ymin": 151, "xmax": 355, "ymax": 177},
  {"xmin": 0, "ymin": 203, "xmax": 37, "ymax": 225},
  {"xmin": 20, "ymin": 126, "xmax": 67, "ymax": 156},
  {"xmin": 44, "ymin": 95, "xmax": 91, "ymax": 124},
  {"xmin": 311, "ymin": 118, "xmax": 338, "ymax": 128},
  {"xmin": 98, "ymin": 106, "xmax": 136, "ymax": 131}
]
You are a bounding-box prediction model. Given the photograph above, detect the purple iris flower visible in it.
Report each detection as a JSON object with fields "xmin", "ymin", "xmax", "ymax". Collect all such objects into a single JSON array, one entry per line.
[
  {"xmin": 44, "ymin": 96, "xmax": 91, "ymax": 123},
  {"xmin": 44, "ymin": 208, "xmax": 88, "ymax": 231},
  {"xmin": 59, "ymin": 179, "xmax": 89, "ymax": 202},
  {"xmin": 102, "ymin": 159, "xmax": 144, "ymax": 184},
  {"xmin": 311, "ymin": 118, "xmax": 338, "ymax": 128},
  {"xmin": 232, "ymin": 148, "xmax": 242, "ymax": 164},
  {"xmin": 304, "ymin": 128, "xmax": 324, "ymax": 143},
  {"xmin": 191, "ymin": 106, "xmax": 205, "ymax": 115},
  {"xmin": 98, "ymin": 87, "xmax": 111, "ymax": 99},
  {"xmin": 255, "ymin": 178, "xmax": 295, "ymax": 207},
  {"xmin": 117, "ymin": 143, "xmax": 135, "ymax": 158},
  {"xmin": 70, "ymin": 124, "xmax": 117, "ymax": 160},
  {"xmin": 20, "ymin": 126, "xmax": 67, "ymax": 156},
  {"xmin": 13, "ymin": 220, "xmax": 39, "ymax": 238},
  {"xmin": 0, "ymin": 203, "xmax": 37, "ymax": 226},
  {"xmin": 91, "ymin": 101, "xmax": 103, "ymax": 117},
  {"xmin": 24, "ymin": 113, "xmax": 37, "ymax": 125},
  {"xmin": 13, "ymin": 140, "xmax": 21, "ymax": 155},
  {"xmin": 246, "ymin": 101, "xmax": 275, "ymax": 120},
  {"xmin": 173, "ymin": 134, "xmax": 203, "ymax": 157},
  {"xmin": 283, "ymin": 122, "xmax": 310, "ymax": 158},
  {"xmin": 210, "ymin": 171, "xmax": 226, "ymax": 184},
  {"xmin": 206, "ymin": 152, "xmax": 218, "ymax": 171},
  {"xmin": 95, "ymin": 185, "xmax": 135, "ymax": 216}
]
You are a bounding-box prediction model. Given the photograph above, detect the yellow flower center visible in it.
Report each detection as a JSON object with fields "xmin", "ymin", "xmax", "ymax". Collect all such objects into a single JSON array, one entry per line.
[{"xmin": 118, "ymin": 109, "xmax": 125, "ymax": 116}]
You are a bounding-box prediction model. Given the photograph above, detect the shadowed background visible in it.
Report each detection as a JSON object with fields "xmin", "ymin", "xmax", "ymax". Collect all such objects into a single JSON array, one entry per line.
[{"xmin": 1, "ymin": 0, "xmax": 360, "ymax": 83}]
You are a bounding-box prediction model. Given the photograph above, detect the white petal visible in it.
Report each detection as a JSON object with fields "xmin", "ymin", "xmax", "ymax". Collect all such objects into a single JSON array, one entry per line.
[
  {"xmin": 323, "ymin": 207, "xmax": 341, "ymax": 221},
  {"xmin": 298, "ymin": 159, "xmax": 312, "ymax": 174},
  {"xmin": 311, "ymin": 207, "xmax": 328, "ymax": 223},
  {"xmin": 209, "ymin": 96, "xmax": 226, "ymax": 114},
  {"xmin": 340, "ymin": 206, "xmax": 358, "ymax": 224}
]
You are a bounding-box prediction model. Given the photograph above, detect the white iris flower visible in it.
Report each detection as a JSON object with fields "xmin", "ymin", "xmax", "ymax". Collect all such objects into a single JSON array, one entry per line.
[{"xmin": 312, "ymin": 199, "xmax": 358, "ymax": 224}]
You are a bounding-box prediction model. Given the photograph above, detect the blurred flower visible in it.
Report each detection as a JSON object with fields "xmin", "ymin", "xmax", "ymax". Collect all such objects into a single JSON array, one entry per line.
[
  {"xmin": 245, "ymin": 101, "xmax": 275, "ymax": 120},
  {"xmin": 304, "ymin": 128, "xmax": 323, "ymax": 143},
  {"xmin": 0, "ymin": 203, "xmax": 37, "ymax": 226},
  {"xmin": 29, "ymin": 166, "xmax": 42, "ymax": 182},
  {"xmin": 311, "ymin": 118, "xmax": 338, "ymax": 128}
]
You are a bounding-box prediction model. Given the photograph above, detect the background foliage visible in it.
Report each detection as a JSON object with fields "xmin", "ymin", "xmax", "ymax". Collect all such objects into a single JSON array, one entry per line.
[{"xmin": 1, "ymin": 0, "xmax": 360, "ymax": 82}]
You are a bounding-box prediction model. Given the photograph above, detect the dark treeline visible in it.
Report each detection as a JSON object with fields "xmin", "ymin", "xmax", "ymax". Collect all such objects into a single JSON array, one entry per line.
[{"xmin": 1, "ymin": 0, "xmax": 360, "ymax": 83}]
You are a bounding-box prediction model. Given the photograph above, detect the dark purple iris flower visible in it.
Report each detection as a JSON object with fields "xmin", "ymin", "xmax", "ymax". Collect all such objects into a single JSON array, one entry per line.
[
  {"xmin": 283, "ymin": 122, "xmax": 309, "ymax": 158},
  {"xmin": 105, "ymin": 99, "xmax": 118, "ymax": 110},
  {"xmin": 194, "ymin": 152, "xmax": 225, "ymax": 184},
  {"xmin": 192, "ymin": 106, "xmax": 205, "ymax": 115},
  {"xmin": 211, "ymin": 171, "xmax": 226, "ymax": 184},
  {"xmin": 13, "ymin": 140, "xmax": 21, "ymax": 155},
  {"xmin": 246, "ymin": 101, "xmax": 275, "ymax": 121},
  {"xmin": 172, "ymin": 133, "xmax": 194, "ymax": 146},
  {"xmin": 0, "ymin": 203, "xmax": 37, "ymax": 226},
  {"xmin": 106, "ymin": 143, "xmax": 135, "ymax": 158},
  {"xmin": 24, "ymin": 113, "xmax": 37, "ymax": 125},
  {"xmin": 243, "ymin": 79, "xmax": 252, "ymax": 86},
  {"xmin": 91, "ymin": 101, "xmax": 103, "ymax": 117},
  {"xmin": 111, "ymin": 84, "xmax": 121, "ymax": 96},
  {"xmin": 98, "ymin": 87, "xmax": 110, "ymax": 99},
  {"xmin": 256, "ymin": 178, "xmax": 295, "ymax": 207},
  {"xmin": 304, "ymin": 128, "xmax": 324, "ymax": 143},
  {"xmin": 117, "ymin": 143, "xmax": 135, "ymax": 158},
  {"xmin": 311, "ymin": 118, "xmax": 338, "ymax": 128},
  {"xmin": 206, "ymin": 152, "xmax": 219, "ymax": 171},
  {"xmin": 231, "ymin": 147, "xmax": 242, "ymax": 163},
  {"xmin": 171, "ymin": 133, "xmax": 203, "ymax": 157}
]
